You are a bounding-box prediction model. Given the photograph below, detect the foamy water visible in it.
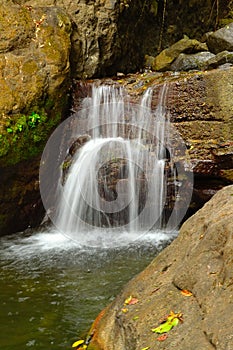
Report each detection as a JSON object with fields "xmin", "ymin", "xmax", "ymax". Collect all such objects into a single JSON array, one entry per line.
[{"xmin": 0, "ymin": 227, "xmax": 177, "ymax": 257}]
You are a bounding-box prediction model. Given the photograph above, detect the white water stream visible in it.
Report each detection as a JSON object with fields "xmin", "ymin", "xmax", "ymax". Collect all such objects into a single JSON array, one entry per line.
[{"xmin": 54, "ymin": 85, "xmax": 173, "ymax": 246}]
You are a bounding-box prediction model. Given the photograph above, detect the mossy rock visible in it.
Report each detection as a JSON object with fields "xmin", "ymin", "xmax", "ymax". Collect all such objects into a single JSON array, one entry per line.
[
  {"xmin": 0, "ymin": 5, "xmax": 72, "ymax": 167},
  {"xmin": 0, "ymin": 4, "xmax": 72, "ymax": 235}
]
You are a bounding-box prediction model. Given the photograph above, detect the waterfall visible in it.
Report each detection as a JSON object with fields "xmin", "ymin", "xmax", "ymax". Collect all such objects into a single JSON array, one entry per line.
[{"xmin": 54, "ymin": 84, "xmax": 174, "ymax": 242}]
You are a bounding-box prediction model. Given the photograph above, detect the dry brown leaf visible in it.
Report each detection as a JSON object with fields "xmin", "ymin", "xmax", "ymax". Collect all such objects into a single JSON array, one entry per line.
[{"xmin": 157, "ymin": 334, "xmax": 168, "ymax": 341}]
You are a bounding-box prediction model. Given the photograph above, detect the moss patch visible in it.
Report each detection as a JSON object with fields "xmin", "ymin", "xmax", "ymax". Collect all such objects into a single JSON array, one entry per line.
[{"xmin": 0, "ymin": 106, "xmax": 61, "ymax": 167}]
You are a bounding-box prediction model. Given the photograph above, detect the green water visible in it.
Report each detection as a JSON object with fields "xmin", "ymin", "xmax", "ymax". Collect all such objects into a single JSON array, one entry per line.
[{"xmin": 0, "ymin": 229, "xmax": 176, "ymax": 349}]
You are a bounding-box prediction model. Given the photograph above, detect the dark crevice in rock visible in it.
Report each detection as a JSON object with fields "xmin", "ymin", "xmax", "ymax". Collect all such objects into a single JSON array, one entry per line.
[
  {"xmin": 172, "ymin": 278, "xmax": 217, "ymax": 349},
  {"xmin": 115, "ymin": 314, "xmax": 137, "ymax": 350},
  {"xmin": 161, "ymin": 263, "xmax": 172, "ymax": 273},
  {"xmin": 204, "ymin": 331, "xmax": 217, "ymax": 349}
]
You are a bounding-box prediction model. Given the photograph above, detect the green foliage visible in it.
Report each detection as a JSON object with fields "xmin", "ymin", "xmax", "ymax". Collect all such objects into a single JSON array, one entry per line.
[
  {"xmin": 0, "ymin": 109, "xmax": 61, "ymax": 166},
  {"xmin": 28, "ymin": 113, "xmax": 41, "ymax": 128},
  {"xmin": 5, "ymin": 112, "xmax": 44, "ymax": 136}
]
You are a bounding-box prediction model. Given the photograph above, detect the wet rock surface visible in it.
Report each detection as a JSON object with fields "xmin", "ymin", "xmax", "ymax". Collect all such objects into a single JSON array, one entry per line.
[
  {"xmin": 89, "ymin": 185, "xmax": 233, "ymax": 350},
  {"xmin": 0, "ymin": 156, "xmax": 44, "ymax": 235}
]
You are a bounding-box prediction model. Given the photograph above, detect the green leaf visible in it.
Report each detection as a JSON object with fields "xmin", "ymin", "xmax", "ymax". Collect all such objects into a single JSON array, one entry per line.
[
  {"xmin": 17, "ymin": 124, "xmax": 23, "ymax": 132},
  {"xmin": 170, "ymin": 317, "xmax": 179, "ymax": 327},
  {"xmin": 151, "ymin": 311, "xmax": 182, "ymax": 334},
  {"xmin": 152, "ymin": 321, "xmax": 174, "ymax": 334},
  {"xmin": 7, "ymin": 127, "xmax": 13, "ymax": 133}
]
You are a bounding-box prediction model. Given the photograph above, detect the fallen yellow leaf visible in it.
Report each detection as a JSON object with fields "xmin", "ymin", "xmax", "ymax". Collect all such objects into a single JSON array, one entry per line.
[
  {"xmin": 72, "ymin": 339, "xmax": 84, "ymax": 348},
  {"xmin": 181, "ymin": 289, "xmax": 193, "ymax": 297},
  {"xmin": 124, "ymin": 295, "xmax": 139, "ymax": 305},
  {"xmin": 121, "ymin": 307, "xmax": 128, "ymax": 313}
]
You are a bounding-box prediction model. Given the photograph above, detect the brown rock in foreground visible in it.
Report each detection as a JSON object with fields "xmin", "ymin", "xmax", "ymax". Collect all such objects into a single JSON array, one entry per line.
[{"xmin": 89, "ymin": 185, "xmax": 233, "ymax": 350}]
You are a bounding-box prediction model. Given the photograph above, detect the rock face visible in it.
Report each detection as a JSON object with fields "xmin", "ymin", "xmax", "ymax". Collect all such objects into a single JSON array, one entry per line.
[
  {"xmin": 0, "ymin": 4, "xmax": 72, "ymax": 235},
  {"xmin": 8, "ymin": 0, "xmax": 233, "ymax": 78},
  {"xmin": 0, "ymin": 156, "xmax": 44, "ymax": 235},
  {"xmin": 89, "ymin": 185, "xmax": 233, "ymax": 350},
  {"xmin": 14, "ymin": 0, "xmax": 159, "ymax": 78}
]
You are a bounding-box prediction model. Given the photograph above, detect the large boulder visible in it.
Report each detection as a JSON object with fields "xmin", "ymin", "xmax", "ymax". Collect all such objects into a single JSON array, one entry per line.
[
  {"xmin": 89, "ymin": 185, "xmax": 233, "ymax": 350},
  {"xmin": 171, "ymin": 51, "xmax": 215, "ymax": 71},
  {"xmin": 0, "ymin": 4, "xmax": 72, "ymax": 165},
  {"xmin": 0, "ymin": 4, "xmax": 72, "ymax": 235},
  {"xmin": 207, "ymin": 22, "xmax": 233, "ymax": 54}
]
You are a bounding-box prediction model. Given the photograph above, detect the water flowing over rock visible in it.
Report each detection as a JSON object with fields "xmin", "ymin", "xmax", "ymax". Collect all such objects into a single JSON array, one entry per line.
[
  {"xmin": 76, "ymin": 66, "xmax": 232, "ymax": 214},
  {"xmin": 89, "ymin": 185, "xmax": 233, "ymax": 350},
  {"xmin": 40, "ymin": 85, "xmax": 193, "ymax": 244}
]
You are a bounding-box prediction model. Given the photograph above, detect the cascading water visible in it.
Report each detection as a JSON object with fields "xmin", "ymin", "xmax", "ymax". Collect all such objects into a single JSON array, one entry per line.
[{"xmin": 53, "ymin": 84, "xmax": 177, "ymax": 245}]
